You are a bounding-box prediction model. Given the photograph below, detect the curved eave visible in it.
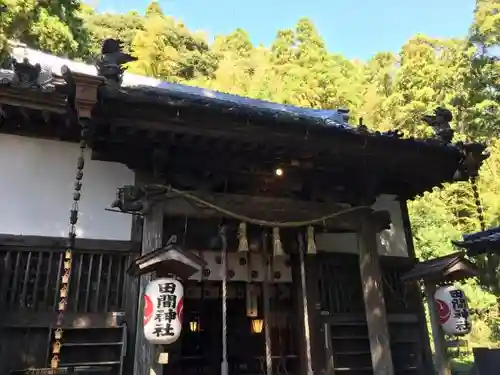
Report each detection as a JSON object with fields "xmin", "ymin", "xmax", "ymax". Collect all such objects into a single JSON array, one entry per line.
[
  {"xmin": 453, "ymin": 227, "xmax": 500, "ymax": 256},
  {"xmin": 99, "ymin": 85, "xmax": 466, "ymax": 154},
  {"xmin": 97, "ymin": 85, "xmax": 470, "ymax": 196}
]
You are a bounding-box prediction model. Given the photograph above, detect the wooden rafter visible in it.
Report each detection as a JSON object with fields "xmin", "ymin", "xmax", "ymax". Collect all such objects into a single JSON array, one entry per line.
[{"xmin": 0, "ymin": 86, "xmax": 67, "ymax": 113}]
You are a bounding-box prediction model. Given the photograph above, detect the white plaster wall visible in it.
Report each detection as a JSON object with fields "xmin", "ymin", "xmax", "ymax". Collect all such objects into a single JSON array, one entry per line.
[
  {"xmin": 372, "ymin": 194, "xmax": 408, "ymax": 257},
  {"xmin": 316, "ymin": 195, "xmax": 409, "ymax": 257},
  {"xmin": 0, "ymin": 134, "xmax": 134, "ymax": 240}
]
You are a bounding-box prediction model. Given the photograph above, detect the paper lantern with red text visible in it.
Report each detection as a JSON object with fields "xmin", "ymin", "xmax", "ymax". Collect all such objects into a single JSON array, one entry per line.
[
  {"xmin": 434, "ymin": 285, "xmax": 471, "ymax": 336},
  {"xmin": 144, "ymin": 278, "xmax": 184, "ymax": 344}
]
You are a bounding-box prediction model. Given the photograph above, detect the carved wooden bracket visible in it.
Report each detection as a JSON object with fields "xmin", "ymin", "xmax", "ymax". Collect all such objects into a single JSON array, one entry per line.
[{"xmin": 66, "ymin": 71, "xmax": 104, "ymax": 119}]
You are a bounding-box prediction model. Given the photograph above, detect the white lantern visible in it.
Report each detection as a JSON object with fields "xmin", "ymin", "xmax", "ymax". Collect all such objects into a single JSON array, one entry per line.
[
  {"xmin": 144, "ymin": 278, "xmax": 184, "ymax": 344},
  {"xmin": 434, "ymin": 285, "xmax": 471, "ymax": 336}
]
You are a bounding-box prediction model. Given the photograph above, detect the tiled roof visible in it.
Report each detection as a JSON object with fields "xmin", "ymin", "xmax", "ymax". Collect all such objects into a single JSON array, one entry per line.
[
  {"xmin": 6, "ymin": 42, "xmax": 352, "ymax": 129},
  {"xmin": 401, "ymin": 252, "xmax": 479, "ymax": 282},
  {"xmin": 453, "ymin": 227, "xmax": 500, "ymax": 256}
]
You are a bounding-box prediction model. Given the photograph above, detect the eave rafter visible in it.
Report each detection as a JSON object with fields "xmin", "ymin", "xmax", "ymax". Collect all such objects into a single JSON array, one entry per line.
[{"xmin": 0, "ymin": 86, "xmax": 67, "ymax": 114}]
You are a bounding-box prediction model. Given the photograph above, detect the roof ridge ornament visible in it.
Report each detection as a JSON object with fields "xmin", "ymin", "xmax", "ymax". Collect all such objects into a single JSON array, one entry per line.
[
  {"xmin": 0, "ymin": 40, "xmax": 56, "ymax": 91},
  {"xmin": 96, "ymin": 38, "xmax": 137, "ymax": 87},
  {"xmin": 453, "ymin": 142, "xmax": 489, "ymax": 180},
  {"xmin": 422, "ymin": 107, "xmax": 454, "ymax": 144}
]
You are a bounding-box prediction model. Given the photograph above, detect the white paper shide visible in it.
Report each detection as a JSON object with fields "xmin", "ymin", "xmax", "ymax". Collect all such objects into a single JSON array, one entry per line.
[
  {"xmin": 144, "ymin": 278, "xmax": 184, "ymax": 344},
  {"xmin": 434, "ymin": 285, "xmax": 471, "ymax": 336}
]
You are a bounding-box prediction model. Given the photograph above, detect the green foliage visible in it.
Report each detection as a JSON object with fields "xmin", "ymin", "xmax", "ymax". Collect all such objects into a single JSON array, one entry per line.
[
  {"xmin": 3, "ymin": 0, "xmax": 500, "ymax": 349},
  {"xmin": 0, "ymin": 0, "xmax": 91, "ymax": 58},
  {"xmin": 82, "ymin": 8, "xmax": 144, "ymax": 56},
  {"xmin": 126, "ymin": 7, "xmax": 218, "ymax": 82}
]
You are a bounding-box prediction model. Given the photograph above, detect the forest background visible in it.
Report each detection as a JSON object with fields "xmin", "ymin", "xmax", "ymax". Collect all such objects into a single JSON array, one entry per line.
[{"xmin": 1, "ymin": 0, "xmax": 500, "ymax": 362}]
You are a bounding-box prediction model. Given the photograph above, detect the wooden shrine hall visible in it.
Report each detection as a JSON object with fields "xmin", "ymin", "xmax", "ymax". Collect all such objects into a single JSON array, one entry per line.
[{"xmin": 0, "ymin": 39, "xmax": 490, "ymax": 375}]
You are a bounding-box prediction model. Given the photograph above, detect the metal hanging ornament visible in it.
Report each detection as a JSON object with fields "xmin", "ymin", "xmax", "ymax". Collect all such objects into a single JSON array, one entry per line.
[
  {"xmin": 470, "ymin": 176, "xmax": 486, "ymax": 231},
  {"xmin": 50, "ymin": 121, "xmax": 88, "ymax": 369}
]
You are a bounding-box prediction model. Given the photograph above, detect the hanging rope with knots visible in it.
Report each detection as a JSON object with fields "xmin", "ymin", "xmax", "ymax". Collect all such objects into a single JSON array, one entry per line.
[{"xmin": 142, "ymin": 185, "xmax": 372, "ymax": 228}]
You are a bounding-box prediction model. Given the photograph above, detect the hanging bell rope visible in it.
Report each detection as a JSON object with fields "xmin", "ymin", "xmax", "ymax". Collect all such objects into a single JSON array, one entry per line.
[
  {"xmin": 307, "ymin": 226, "xmax": 317, "ymax": 255},
  {"xmin": 219, "ymin": 225, "xmax": 229, "ymax": 375},
  {"xmin": 238, "ymin": 222, "xmax": 249, "ymax": 252},
  {"xmin": 261, "ymin": 231, "xmax": 273, "ymax": 375},
  {"xmin": 272, "ymin": 227, "xmax": 284, "ymax": 257}
]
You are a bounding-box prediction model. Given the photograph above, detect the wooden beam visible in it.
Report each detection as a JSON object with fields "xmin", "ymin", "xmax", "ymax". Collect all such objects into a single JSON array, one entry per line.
[
  {"xmin": 0, "ymin": 234, "xmax": 133, "ymax": 252},
  {"xmin": 0, "ymin": 87, "xmax": 67, "ymax": 113},
  {"xmin": 358, "ymin": 213, "xmax": 394, "ymax": 375},
  {"xmin": 303, "ymin": 254, "xmax": 325, "ymax": 374},
  {"xmin": 94, "ymin": 147, "xmax": 364, "ymax": 204},
  {"xmin": 133, "ymin": 202, "xmax": 164, "ymax": 375},
  {"xmin": 153, "ymin": 191, "xmax": 390, "ymax": 232},
  {"xmin": 322, "ymin": 313, "xmax": 419, "ymax": 325},
  {"xmin": 98, "ymin": 105, "xmax": 465, "ymax": 175},
  {"xmin": 123, "ymin": 210, "xmax": 143, "ymax": 375},
  {"xmin": 0, "ymin": 312, "xmax": 124, "ymax": 328},
  {"xmin": 399, "ymin": 200, "xmax": 435, "ymax": 374}
]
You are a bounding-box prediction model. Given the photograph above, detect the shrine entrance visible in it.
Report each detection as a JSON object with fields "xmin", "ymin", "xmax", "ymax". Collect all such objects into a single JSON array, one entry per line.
[{"xmin": 166, "ymin": 281, "xmax": 299, "ymax": 375}]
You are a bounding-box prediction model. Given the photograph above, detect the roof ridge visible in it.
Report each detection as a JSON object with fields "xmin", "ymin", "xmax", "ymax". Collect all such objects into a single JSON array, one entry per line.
[{"xmin": 7, "ymin": 44, "xmax": 352, "ymax": 127}]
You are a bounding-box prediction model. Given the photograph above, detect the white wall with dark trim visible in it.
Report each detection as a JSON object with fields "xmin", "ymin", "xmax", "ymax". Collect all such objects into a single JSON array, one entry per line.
[
  {"xmin": 316, "ymin": 195, "xmax": 409, "ymax": 257},
  {"xmin": 0, "ymin": 134, "xmax": 134, "ymax": 240}
]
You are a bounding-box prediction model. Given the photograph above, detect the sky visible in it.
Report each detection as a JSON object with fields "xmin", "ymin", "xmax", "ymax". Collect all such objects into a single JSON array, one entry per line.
[{"xmin": 95, "ymin": 0, "xmax": 477, "ymax": 60}]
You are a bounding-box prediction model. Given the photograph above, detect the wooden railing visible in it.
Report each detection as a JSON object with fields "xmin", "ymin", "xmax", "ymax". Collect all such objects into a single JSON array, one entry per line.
[{"xmin": 0, "ymin": 236, "xmax": 135, "ymax": 314}]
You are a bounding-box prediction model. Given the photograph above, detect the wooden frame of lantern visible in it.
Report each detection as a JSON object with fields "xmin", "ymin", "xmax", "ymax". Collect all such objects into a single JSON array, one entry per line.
[{"xmin": 401, "ymin": 253, "xmax": 480, "ymax": 375}]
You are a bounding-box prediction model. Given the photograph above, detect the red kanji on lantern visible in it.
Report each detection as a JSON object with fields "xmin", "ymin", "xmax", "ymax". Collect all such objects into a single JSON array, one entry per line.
[{"xmin": 144, "ymin": 294, "xmax": 153, "ymax": 325}]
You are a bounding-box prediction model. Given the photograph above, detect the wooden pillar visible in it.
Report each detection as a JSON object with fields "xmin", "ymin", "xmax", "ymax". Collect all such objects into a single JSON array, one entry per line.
[
  {"xmin": 123, "ymin": 199, "xmax": 144, "ymax": 375},
  {"xmin": 133, "ymin": 203, "xmax": 164, "ymax": 375},
  {"xmin": 358, "ymin": 214, "xmax": 394, "ymax": 375},
  {"xmin": 399, "ymin": 200, "xmax": 435, "ymax": 374},
  {"xmin": 424, "ymin": 283, "xmax": 452, "ymax": 375}
]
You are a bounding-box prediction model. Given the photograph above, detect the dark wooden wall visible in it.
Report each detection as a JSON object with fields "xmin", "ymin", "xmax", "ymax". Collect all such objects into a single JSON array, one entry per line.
[
  {"xmin": 306, "ymin": 252, "xmax": 427, "ymax": 375},
  {"xmin": 165, "ymin": 281, "xmax": 299, "ymax": 375},
  {"xmin": 0, "ymin": 235, "xmax": 138, "ymax": 373}
]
